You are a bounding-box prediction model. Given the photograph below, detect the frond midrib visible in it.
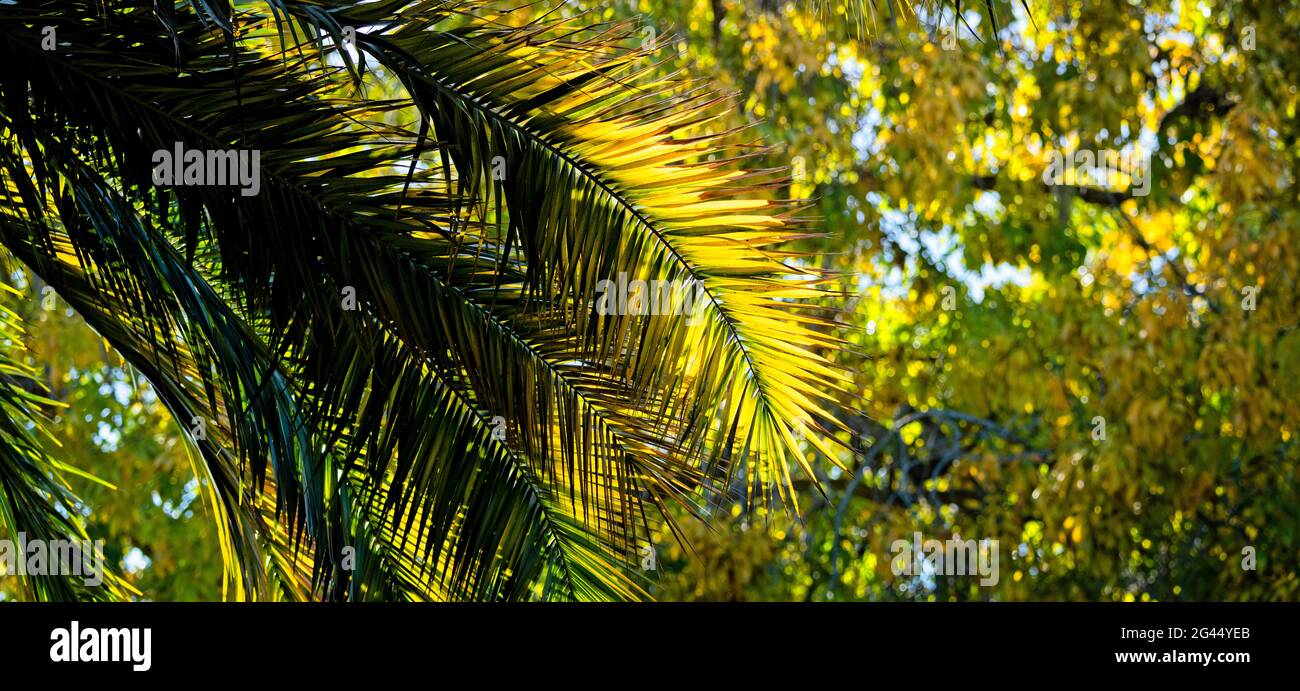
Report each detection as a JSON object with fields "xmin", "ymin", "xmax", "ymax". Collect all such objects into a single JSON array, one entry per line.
[{"xmin": 331, "ymin": 17, "xmax": 785, "ymax": 413}]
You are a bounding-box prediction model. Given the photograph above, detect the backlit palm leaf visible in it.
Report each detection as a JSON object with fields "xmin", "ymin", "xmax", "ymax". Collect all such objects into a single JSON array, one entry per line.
[{"xmin": 0, "ymin": 0, "xmax": 847, "ymax": 600}]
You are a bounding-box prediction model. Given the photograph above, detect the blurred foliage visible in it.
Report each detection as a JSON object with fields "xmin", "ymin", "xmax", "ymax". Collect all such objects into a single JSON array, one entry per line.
[
  {"xmin": 0, "ymin": 268, "xmax": 223, "ymax": 600},
  {"xmin": 566, "ymin": 0, "xmax": 1298, "ymax": 601}
]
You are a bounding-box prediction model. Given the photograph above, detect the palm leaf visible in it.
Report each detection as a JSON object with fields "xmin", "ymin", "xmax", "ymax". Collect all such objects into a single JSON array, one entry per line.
[{"xmin": 0, "ymin": 0, "xmax": 849, "ymax": 600}]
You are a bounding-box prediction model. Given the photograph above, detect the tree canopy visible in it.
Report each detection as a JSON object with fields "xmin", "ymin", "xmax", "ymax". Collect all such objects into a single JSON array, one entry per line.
[{"xmin": 620, "ymin": 0, "xmax": 1298, "ymax": 601}]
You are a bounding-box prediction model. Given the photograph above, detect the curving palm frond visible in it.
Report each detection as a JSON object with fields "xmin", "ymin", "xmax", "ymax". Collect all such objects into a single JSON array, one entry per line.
[{"xmin": 0, "ymin": 0, "xmax": 847, "ymax": 601}]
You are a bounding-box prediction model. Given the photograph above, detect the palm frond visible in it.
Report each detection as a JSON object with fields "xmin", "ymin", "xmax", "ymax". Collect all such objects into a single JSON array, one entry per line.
[
  {"xmin": 284, "ymin": 0, "xmax": 850, "ymax": 505},
  {"xmin": 0, "ymin": 0, "xmax": 849, "ymax": 600}
]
